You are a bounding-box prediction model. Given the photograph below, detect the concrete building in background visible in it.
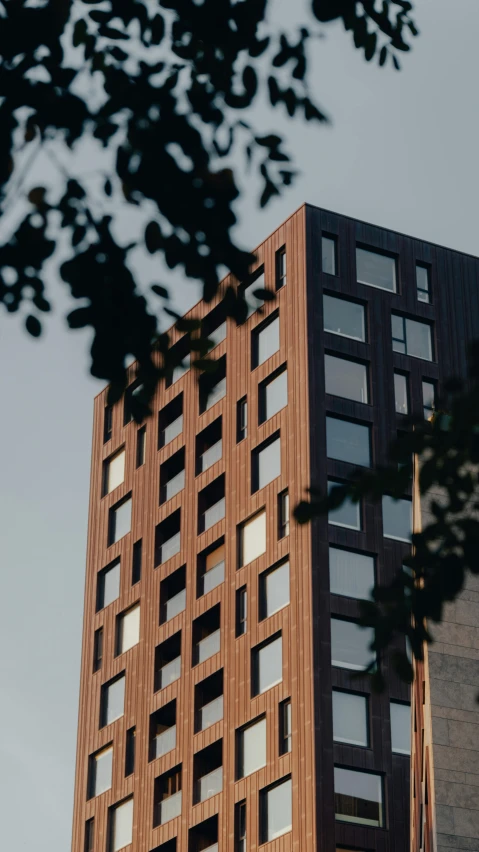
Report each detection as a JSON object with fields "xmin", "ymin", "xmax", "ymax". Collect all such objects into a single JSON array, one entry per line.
[{"xmin": 71, "ymin": 204, "xmax": 479, "ymax": 852}]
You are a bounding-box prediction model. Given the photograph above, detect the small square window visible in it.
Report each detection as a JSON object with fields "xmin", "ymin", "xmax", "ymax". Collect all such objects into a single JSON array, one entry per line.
[
  {"xmin": 252, "ymin": 633, "xmax": 282, "ymax": 695},
  {"xmin": 323, "ymin": 294, "xmax": 365, "ymax": 341},
  {"xmin": 357, "ymin": 246, "xmax": 396, "ymax": 293},
  {"xmin": 260, "ymin": 776, "xmax": 292, "ymax": 842},
  {"xmin": 416, "ymin": 264, "xmax": 430, "ymax": 303},
  {"xmin": 252, "ymin": 313, "xmax": 280, "ymax": 368},
  {"xmin": 88, "ymin": 745, "xmax": 113, "ymax": 798},
  {"xmin": 108, "ymin": 496, "xmax": 132, "ymax": 546},
  {"xmin": 276, "ymin": 246, "xmax": 287, "ymax": 289},
  {"xmin": 392, "ymin": 314, "xmax": 433, "ymax": 361},
  {"xmin": 239, "ymin": 510, "xmax": 266, "ymax": 567},
  {"xmin": 252, "ymin": 433, "xmax": 281, "ymax": 492},
  {"xmin": 100, "ymin": 674, "xmax": 126, "ymax": 727},
  {"xmin": 334, "ymin": 767, "xmax": 383, "ymax": 827},
  {"xmin": 259, "ymin": 367, "xmax": 288, "ymax": 423},
  {"xmin": 109, "ymin": 798, "xmax": 133, "ymax": 852},
  {"xmin": 97, "ymin": 559, "xmax": 120, "ymax": 611},
  {"xmin": 422, "ymin": 379, "xmax": 435, "ymax": 420},
  {"xmin": 325, "ymin": 355, "xmax": 368, "ymax": 404},
  {"xmin": 331, "ymin": 618, "xmax": 375, "ymax": 671},
  {"xmin": 237, "ymin": 716, "xmax": 267, "ymax": 778},
  {"xmin": 260, "ymin": 559, "xmax": 290, "ymax": 619},
  {"xmin": 322, "ymin": 235, "xmax": 337, "ymax": 276},
  {"xmin": 328, "ymin": 481, "xmax": 361, "ymax": 531},
  {"xmin": 329, "ymin": 547, "xmax": 374, "ymax": 600},
  {"xmin": 394, "ymin": 372, "xmax": 409, "ymax": 415},
  {"xmin": 103, "ymin": 448, "xmax": 125, "ymax": 495},
  {"xmin": 382, "ymin": 495, "xmax": 412, "ymax": 542},
  {"xmin": 326, "ymin": 417, "xmax": 371, "ymax": 468},
  {"xmin": 332, "ymin": 691, "xmax": 369, "ymax": 747},
  {"xmin": 391, "ymin": 701, "xmax": 411, "ymax": 755},
  {"xmin": 116, "ymin": 603, "xmax": 140, "ymax": 655}
]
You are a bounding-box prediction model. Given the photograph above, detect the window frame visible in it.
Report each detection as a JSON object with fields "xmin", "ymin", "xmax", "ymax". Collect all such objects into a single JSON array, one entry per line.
[
  {"xmin": 251, "ymin": 432, "xmax": 281, "ymax": 493},
  {"xmin": 332, "ymin": 689, "xmax": 370, "ymax": 748},
  {"xmin": 322, "ymin": 233, "xmax": 338, "ymax": 276},
  {"xmin": 392, "ymin": 313, "xmax": 433, "ymax": 361},
  {"xmin": 324, "ymin": 353, "xmax": 369, "ymax": 404},
  {"xmin": 334, "ymin": 766, "xmax": 384, "ymax": 828},
  {"xmin": 323, "ymin": 293, "xmax": 366, "ymax": 342},
  {"xmin": 394, "ymin": 371, "xmax": 409, "ymax": 415},
  {"xmin": 356, "ymin": 244, "xmax": 397, "ymax": 293},
  {"xmin": 252, "ymin": 311, "xmax": 280, "ymax": 369},
  {"xmin": 259, "ymin": 775, "xmax": 292, "ymax": 843},
  {"xmin": 329, "ymin": 546, "xmax": 375, "ymax": 601},
  {"xmin": 258, "ymin": 365, "xmax": 288, "ymax": 424},
  {"xmin": 252, "ymin": 632, "xmax": 283, "ymax": 696},
  {"xmin": 236, "ymin": 715, "xmax": 267, "ymax": 779},
  {"xmin": 326, "ymin": 416, "xmax": 371, "ymax": 468},
  {"xmin": 259, "ymin": 558, "xmax": 290, "ymax": 620},
  {"xmin": 416, "ymin": 262, "xmax": 431, "ymax": 303},
  {"xmin": 276, "ymin": 245, "xmax": 287, "ymax": 289},
  {"xmin": 238, "ymin": 509, "xmax": 266, "ymax": 567},
  {"xmin": 328, "ymin": 480, "xmax": 361, "ymax": 531}
]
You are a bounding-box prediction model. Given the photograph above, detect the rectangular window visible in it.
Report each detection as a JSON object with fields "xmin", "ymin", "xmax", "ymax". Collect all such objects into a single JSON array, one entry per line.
[
  {"xmin": 416, "ymin": 263, "xmax": 430, "ymax": 303},
  {"xmin": 325, "ymin": 354, "xmax": 368, "ymax": 403},
  {"xmin": 252, "ymin": 313, "xmax": 280, "ymax": 368},
  {"xmin": 243, "ymin": 267, "xmax": 266, "ymax": 318},
  {"xmin": 154, "ymin": 632, "xmax": 181, "ymax": 691},
  {"xmin": 160, "ymin": 565, "xmax": 186, "ymax": 623},
  {"xmin": 394, "ymin": 372, "xmax": 409, "ymax": 414},
  {"xmin": 84, "ymin": 818, "xmax": 94, "ymax": 852},
  {"xmin": 199, "ymin": 356, "xmax": 226, "ymax": 413},
  {"xmin": 422, "ymin": 379, "xmax": 435, "ymax": 419},
  {"xmin": 109, "ymin": 798, "xmax": 133, "ymax": 852},
  {"xmin": 236, "ymin": 586, "xmax": 247, "ymax": 637},
  {"xmin": 260, "ymin": 777, "xmax": 292, "ymax": 842},
  {"xmin": 155, "ymin": 510, "xmax": 181, "ymax": 565},
  {"xmin": 323, "ymin": 294, "xmax": 365, "ymax": 341},
  {"xmin": 93, "ymin": 627, "xmax": 103, "ymax": 672},
  {"xmin": 149, "ymin": 700, "xmax": 176, "ymax": 761},
  {"xmin": 322, "ymin": 235, "xmax": 337, "ymax": 275},
  {"xmin": 97, "ymin": 559, "xmax": 120, "ymax": 611},
  {"xmin": 198, "ymin": 542, "xmax": 225, "ymax": 597},
  {"xmin": 189, "ymin": 816, "xmax": 218, "ymax": 852},
  {"xmin": 332, "ymin": 691, "xmax": 369, "ymax": 747},
  {"xmin": 198, "ymin": 475, "xmax": 225, "ymax": 533},
  {"xmin": 116, "ymin": 603, "xmax": 140, "ymax": 655},
  {"xmin": 125, "ymin": 727, "xmax": 135, "ymax": 776},
  {"xmin": 331, "ymin": 618, "xmax": 375, "ymax": 671},
  {"xmin": 131, "ymin": 539, "xmax": 142, "ymax": 585},
  {"xmin": 195, "ymin": 670, "xmax": 223, "ymax": 732},
  {"xmin": 392, "ymin": 314, "xmax": 433, "ymax": 361},
  {"xmin": 260, "ymin": 559, "xmax": 290, "ymax": 619},
  {"xmin": 158, "ymin": 394, "xmax": 183, "ymax": 448},
  {"xmin": 104, "ymin": 405, "xmax": 113, "ymax": 443},
  {"xmin": 167, "ymin": 345, "xmax": 190, "ymax": 387},
  {"xmin": 259, "ymin": 367, "xmax": 288, "ymax": 423},
  {"xmin": 202, "ymin": 303, "xmax": 227, "ymax": 349},
  {"xmin": 237, "ymin": 717, "xmax": 267, "ymax": 778},
  {"xmin": 252, "ymin": 434, "xmax": 281, "ymax": 492},
  {"xmin": 280, "ymin": 699, "xmax": 292, "ymax": 754},
  {"xmin": 123, "ymin": 381, "xmax": 144, "ymax": 424},
  {"xmin": 278, "ymin": 489, "xmax": 290, "ymax": 538},
  {"xmin": 239, "ymin": 510, "xmax": 266, "ymax": 567},
  {"xmin": 160, "ymin": 448, "xmax": 185, "ymax": 503},
  {"xmin": 326, "ymin": 417, "xmax": 371, "ymax": 467},
  {"xmin": 136, "ymin": 426, "xmax": 146, "ymax": 467},
  {"xmin": 276, "ymin": 246, "xmax": 287, "ymax": 289},
  {"xmin": 196, "ymin": 417, "xmax": 222, "ymax": 474},
  {"xmin": 103, "ymin": 448, "xmax": 125, "ymax": 495},
  {"xmin": 192, "ymin": 605, "xmax": 221, "ymax": 665},
  {"xmin": 194, "ymin": 741, "xmax": 223, "ymax": 804},
  {"xmin": 382, "ymin": 495, "xmax": 412, "ymax": 542},
  {"xmin": 235, "ymin": 801, "xmax": 247, "ymax": 852},
  {"xmin": 329, "ymin": 547, "xmax": 374, "ymax": 600},
  {"xmin": 334, "ymin": 767, "xmax": 383, "ymax": 827},
  {"xmin": 88, "ymin": 745, "xmax": 113, "ymax": 798},
  {"xmin": 391, "ymin": 701, "xmax": 411, "ymax": 754},
  {"xmin": 108, "ymin": 496, "xmax": 132, "ymax": 546},
  {"xmin": 356, "ymin": 246, "xmax": 396, "ymax": 292},
  {"xmin": 252, "ymin": 633, "xmax": 282, "ymax": 695},
  {"xmin": 154, "ymin": 767, "xmax": 182, "ymax": 826},
  {"xmin": 328, "ymin": 481, "xmax": 361, "ymax": 530},
  {"xmin": 100, "ymin": 674, "xmax": 125, "ymax": 727},
  {"xmin": 237, "ymin": 396, "xmax": 247, "ymax": 441}
]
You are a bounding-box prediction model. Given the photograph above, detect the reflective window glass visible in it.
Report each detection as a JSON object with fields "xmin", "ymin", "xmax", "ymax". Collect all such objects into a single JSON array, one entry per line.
[
  {"xmin": 357, "ymin": 247, "xmax": 396, "ymax": 292},
  {"xmin": 323, "ymin": 295, "xmax": 365, "ymax": 341},
  {"xmin": 382, "ymin": 496, "xmax": 412, "ymax": 542},
  {"xmin": 329, "ymin": 548, "xmax": 374, "ymax": 600},
  {"xmin": 328, "ymin": 482, "xmax": 361, "ymax": 530},
  {"xmin": 391, "ymin": 702, "xmax": 411, "ymax": 755},
  {"xmin": 394, "ymin": 372, "xmax": 409, "ymax": 414},
  {"xmin": 326, "ymin": 418, "xmax": 371, "ymax": 467},
  {"xmin": 254, "ymin": 634, "xmax": 282, "ymax": 695},
  {"xmin": 322, "ymin": 236, "xmax": 337, "ymax": 275},
  {"xmin": 333, "ymin": 692, "xmax": 369, "ymax": 747},
  {"xmin": 331, "ymin": 618, "xmax": 375, "ymax": 671},
  {"xmin": 334, "ymin": 767, "xmax": 383, "ymax": 827},
  {"xmin": 261, "ymin": 777, "xmax": 292, "ymax": 842},
  {"xmin": 238, "ymin": 717, "xmax": 267, "ymax": 778},
  {"xmin": 325, "ymin": 355, "xmax": 368, "ymax": 403}
]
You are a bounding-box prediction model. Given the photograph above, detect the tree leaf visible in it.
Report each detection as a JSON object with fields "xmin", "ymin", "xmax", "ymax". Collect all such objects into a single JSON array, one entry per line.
[{"xmin": 25, "ymin": 315, "xmax": 42, "ymax": 337}]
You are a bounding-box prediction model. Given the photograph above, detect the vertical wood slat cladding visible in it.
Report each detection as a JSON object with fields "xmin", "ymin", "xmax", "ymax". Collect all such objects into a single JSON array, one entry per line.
[{"xmin": 71, "ymin": 207, "xmax": 316, "ymax": 852}]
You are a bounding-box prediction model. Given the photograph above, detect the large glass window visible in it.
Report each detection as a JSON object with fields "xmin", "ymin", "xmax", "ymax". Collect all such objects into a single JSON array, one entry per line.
[
  {"xmin": 331, "ymin": 619, "xmax": 375, "ymax": 671},
  {"xmin": 260, "ymin": 777, "xmax": 292, "ymax": 842},
  {"xmin": 328, "ymin": 481, "xmax": 361, "ymax": 530},
  {"xmin": 237, "ymin": 717, "xmax": 267, "ymax": 778},
  {"xmin": 322, "ymin": 236, "xmax": 337, "ymax": 275},
  {"xmin": 110, "ymin": 798, "xmax": 133, "ymax": 851},
  {"xmin": 101, "ymin": 674, "xmax": 125, "ymax": 727},
  {"xmin": 416, "ymin": 264, "xmax": 430, "ymax": 303},
  {"xmin": 89, "ymin": 746, "xmax": 113, "ymax": 798},
  {"xmin": 394, "ymin": 372, "xmax": 409, "ymax": 414},
  {"xmin": 259, "ymin": 368, "xmax": 288, "ymax": 423},
  {"xmin": 391, "ymin": 701, "xmax": 411, "ymax": 755},
  {"xmin": 108, "ymin": 496, "xmax": 132, "ymax": 545},
  {"xmin": 253, "ymin": 434, "xmax": 281, "ymax": 491},
  {"xmin": 325, "ymin": 355, "xmax": 368, "ymax": 403},
  {"xmin": 334, "ymin": 767, "xmax": 383, "ymax": 827},
  {"xmin": 253, "ymin": 315, "xmax": 280, "ymax": 367},
  {"xmin": 356, "ymin": 246, "xmax": 396, "ymax": 292},
  {"xmin": 329, "ymin": 548, "xmax": 374, "ymax": 600},
  {"xmin": 117, "ymin": 604, "xmax": 140, "ymax": 654},
  {"xmin": 261, "ymin": 560, "xmax": 290, "ymax": 618},
  {"xmin": 239, "ymin": 510, "xmax": 266, "ymax": 566},
  {"xmin": 104, "ymin": 449, "xmax": 125, "ymax": 495},
  {"xmin": 326, "ymin": 417, "xmax": 371, "ymax": 467},
  {"xmin": 323, "ymin": 294, "xmax": 365, "ymax": 341},
  {"xmin": 382, "ymin": 495, "xmax": 412, "ymax": 542},
  {"xmin": 332, "ymin": 691, "xmax": 369, "ymax": 747},
  {"xmin": 392, "ymin": 314, "xmax": 433, "ymax": 361},
  {"xmin": 253, "ymin": 634, "xmax": 282, "ymax": 695},
  {"xmin": 97, "ymin": 559, "xmax": 120, "ymax": 610}
]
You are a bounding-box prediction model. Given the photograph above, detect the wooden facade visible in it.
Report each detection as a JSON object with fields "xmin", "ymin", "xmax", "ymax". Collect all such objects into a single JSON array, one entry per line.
[{"xmin": 72, "ymin": 204, "xmax": 479, "ymax": 852}]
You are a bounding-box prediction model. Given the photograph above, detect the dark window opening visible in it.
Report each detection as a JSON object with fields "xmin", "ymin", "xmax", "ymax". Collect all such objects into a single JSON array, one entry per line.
[
  {"xmin": 155, "ymin": 510, "xmax": 181, "ymax": 566},
  {"xmin": 84, "ymin": 818, "xmax": 94, "ymax": 852},
  {"xmin": 416, "ymin": 263, "xmax": 431, "ymax": 303},
  {"xmin": 195, "ymin": 670, "xmax": 224, "ymax": 733},
  {"xmin": 131, "ymin": 539, "xmax": 142, "ymax": 585},
  {"xmin": 322, "ymin": 234, "xmax": 338, "ymax": 276},
  {"xmin": 196, "ymin": 418, "xmax": 222, "ymax": 474},
  {"xmin": 158, "ymin": 394, "xmax": 183, "ymax": 448},
  {"xmin": 276, "ymin": 246, "xmax": 286, "ymax": 289},
  {"xmin": 154, "ymin": 632, "xmax": 181, "ymax": 692},
  {"xmin": 202, "ymin": 303, "xmax": 227, "ymax": 350},
  {"xmin": 188, "ymin": 815, "xmax": 218, "ymax": 852},
  {"xmin": 236, "ymin": 587, "xmax": 247, "ymax": 637},
  {"xmin": 153, "ymin": 765, "xmax": 182, "ymax": 827},
  {"xmin": 278, "ymin": 490, "xmax": 290, "ymax": 539},
  {"xmin": 160, "ymin": 565, "xmax": 186, "ymax": 624},
  {"xmin": 96, "ymin": 559, "xmax": 120, "ymax": 611},
  {"xmin": 242, "ymin": 265, "xmax": 266, "ymax": 319},
  {"xmin": 198, "ymin": 475, "xmax": 225, "ymax": 533},
  {"xmin": 193, "ymin": 741, "xmax": 223, "ymax": 804},
  {"xmin": 160, "ymin": 448, "xmax": 185, "ymax": 504},
  {"xmin": 199, "ymin": 356, "xmax": 226, "ymax": 413},
  {"xmin": 235, "ymin": 801, "xmax": 246, "ymax": 852},
  {"xmin": 93, "ymin": 627, "xmax": 103, "ymax": 673},
  {"xmin": 136, "ymin": 426, "xmax": 146, "ymax": 467},
  {"xmin": 166, "ymin": 338, "xmax": 191, "ymax": 387},
  {"xmin": 125, "ymin": 727, "xmax": 135, "ymax": 777},
  {"xmin": 104, "ymin": 405, "xmax": 113, "ymax": 443},
  {"xmin": 192, "ymin": 604, "xmax": 221, "ymax": 666},
  {"xmin": 124, "ymin": 380, "xmax": 144, "ymax": 425},
  {"xmin": 236, "ymin": 396, "xmax": 247, "ymax": 442},
  {"xmin": 279, "ymin": 699, "xmax": 292, "ymax": 754},
  {"xmin": 149, "ymin": 700, "xmax": 176, "ymax": 762},
  {"xmin": 197, "ymin": 540, "xmax": 225, "ymax": 597}
]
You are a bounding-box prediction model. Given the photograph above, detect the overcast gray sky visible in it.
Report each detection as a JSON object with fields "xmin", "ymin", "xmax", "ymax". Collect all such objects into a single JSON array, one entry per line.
[{"xmin": 1, "ymin": 2, "xmax": 478, "ymax": 850}]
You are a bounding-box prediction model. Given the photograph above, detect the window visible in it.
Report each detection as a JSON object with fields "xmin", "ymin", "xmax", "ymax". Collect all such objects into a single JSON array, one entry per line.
[
  {"xmin": 84, "ymin": 818, "xmax": 94, "ymax": 852},
  {"xmin": 235, "ymin": 801, "xmax": 247, "ymax": 852},
  {"xmin": 196, "ymin": 418, "xmax": 222, "ymax": 474},
  {"xmin": 416, "ymin": 263, "xmax": 430, "ymax": 303},
  {"xmin": 328, "ymin": 481, "xmax": 361, "ymax": 530},
  {"xmin": 160, "ymin": 448, "xmax": 185, "ymax": 503},
  {"xmin": 116, "ymin": 603, "xmax": 140, "ymax": 655},
  {"xmin": 189, "ymin": 816, "xmax": 218, "ymax": 852},
  {"xmin": 252, "ymin": 313, "xmax": 280, "ymax": 368},
  {"xmin": 252, "ymin": 434, "xmax": 281, "ymax": 491},
  {"xmin": 160, "ymin": 565, "xmax": 186, "ymax": 623},
  {"xmin": 382, "ymin": 495, "xmax": 412, "ymax": 542},
  {"xmin": 198, "ymin": 541, "xmax": 225, "ymax": 596},
  {"xmin": 198, "ymin": 475, "xmax": 225, "ymax": 532},
  {"xmin": 237, "ymin": 396, "xmax": 247, "ymax": 441},
  {"xmin": 154, "ymin": 632, "xmax": 181, "ymax": 691},
  {"xmin": 356, "ymin": 246, "xmax": 396, "ymax": 292},
  {"xmin": 194, "ymin": 741, "xmax": 223, "ymax": 803},
  {"xmin": 259, "ymin": 367, "xmax": 288, "ymax": 423},
  {"xmin": 125, "ymin": 727, "xmax": 135, "ymax": 777},
  {"xmin": 260, "ymin": 777, "xmax": 292, "ymax": 842},
  {"xmin": 149, "ymin": 701, "xmax": 176, "ymax": 761},
  {"xmin": 260, "ymin": 559, "xmax": 290, "ymax": 618},
  {"xmin": 154, "ymin": 767, "xmax": 182, "ymax": 826},
  {"xmin": 155, "ymin": 510, "xmax": 181, "ymax": 565},
  {"xmin": 252, "ymin": 633, "xmax": 282, "ymax": 695},
  {"xmin": 278, "ymin": 489, "xmax": 290, "ymax": 538},
  {"xmin": 239, "ymin": 510, "xmax": 266, "ymax": 566},
  {"xmin": 108, "ymin": 496, "xmax": 132, "ymax": 545},
  {"xmin": 323, "ymin": 294, "xmax": 365, "ymax": 341},
  {"xmin": 325, "ymin": 355, "xmax": 368, "ymax": 403},
  {"xmin": 158, "ymin": 394, "xmax": 183, "ymax": 448},
  {"xmin": 326, "ymin": 417, "xmax": 371, "ymax": 467},
  {"xmin": 104, "ymin": 449, "xmax": 125, "ymax": 495},
  {"xmin": 199, "ymin": 356, "xmax": 226, "ymax": 412},
  {"xmin": 322, "ymin": 235, "xmax": 337, "ymax": 275},
  {"xmin": 110, "ymin": 798, "xmax": 133, "ymax": 851},
  {"xmin": 124, "ymin": 380, "xmax": 144, "ymax": 424},
  {"xmin": 100, "ymin": 674, "xmax": 125, "ymax": 727},
  {"xmin": 88, "ymin": 745, "xmax": 113, "ymax": 798},
  {"xmin": 166, "ymin": 340, "xmax": 190, "ymax": 386},
  {"xmin": 394, "ymin": 372, "xmax": 409, "ymax": 414},
  {"xmin": 329, "ymin": 548, "xmax": 374, "ymax": 600},
  {"xmin": 391, "ymin": 701, "xmax": 411, "ymax": 754},
  {"xmin": 243, "ymin": 267, "xmax": 266, "ymax": 318},
  {"xmin": 422, "ymin": 379, "xmax": 435, "ymax": 419},
  {"xmin": 195, "ymin": 670, "xmax": 223, "ymax": 732},
  {"xmin": 392, "ymin": 314, "xmax": 433, "ymax": 361},
  {"xmin": 276, "ymin": 246, "xmax": 287, "ymax": 289},
  {"xmin": 136, "ymin": 426, "xmax": 146, "ymax": 467},
  {"xmin": 97, "ymin": 560, "xmax": 120, "ymax": 610},
  {"xmin": 236, "ymin": 586, "xmax": 247, "ymax": 637},
  {"xmin": 203, "ymin": 304, "xmax": 227, "ymax": 349},
  {"xmin": 104, "ymin": 405, "xmax": 113, "ymax": 443},
  {"xmin": 331, "ymin": 618, "xmax": 375, "ymax": 671},
  {"xmin": 332, "ymin": 691, "xmax": 369, "ymax": 747},
  {"xmin": 131, "ymin": 539, "xmax": 142, "ymax": 585},
  {"xmin": 237, "ymin": 717, "xmax": 266, "ymax": 778},
  {"xmin": 93, "ymin": 627, "xmax": 104, "ymax": 672},
  {"xmin": 193, "ymin": 605, "xmax": 221, "ymax": 665},
  {"xmin": 280, "ymin": 699, "xmax": 292, "ymax": 754},
  {"xmin": 334, "ymin": 767, "xmax": 383, "ymax": 827}
]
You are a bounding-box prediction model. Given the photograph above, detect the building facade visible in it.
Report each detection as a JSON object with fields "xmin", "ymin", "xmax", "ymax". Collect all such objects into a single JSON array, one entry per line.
[{"xmin": 71, "ymin": 204, "xmax": 479, "ymax": 852}]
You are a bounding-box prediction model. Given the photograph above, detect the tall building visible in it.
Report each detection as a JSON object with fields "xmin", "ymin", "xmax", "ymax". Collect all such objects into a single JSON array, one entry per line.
[{"xmin": 71, "ymin": 204, "xmax": 479, "ymax": 852}]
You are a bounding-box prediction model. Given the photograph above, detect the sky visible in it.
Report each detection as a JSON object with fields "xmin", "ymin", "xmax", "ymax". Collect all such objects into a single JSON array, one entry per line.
[{"xmin": 1, "ymin": 2, "xmax": 479, "ymax": 850}]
